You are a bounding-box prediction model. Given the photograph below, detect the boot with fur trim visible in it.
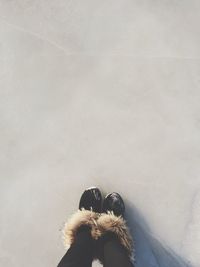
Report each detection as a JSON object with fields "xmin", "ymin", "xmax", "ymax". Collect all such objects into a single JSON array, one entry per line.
[
  {"xmin": 94, "ymin": 212, "xmax": 135, "ymax": 264},
  {"xmin": 62, "ymin": 187, "xmax": 102, "ymax": 249}
]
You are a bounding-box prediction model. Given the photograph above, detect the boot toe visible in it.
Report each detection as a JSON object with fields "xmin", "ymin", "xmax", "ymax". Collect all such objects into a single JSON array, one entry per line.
[
  {"xmin": 79, "ymin": 187, "xmax": 102, "ymax": 213},
  {"xmin": 103, "ymin": 192, "xmax": 125, "ymax": 217}
]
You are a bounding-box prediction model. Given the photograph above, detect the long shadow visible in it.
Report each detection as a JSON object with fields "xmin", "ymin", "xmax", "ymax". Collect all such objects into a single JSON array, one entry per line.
[{"xmin": 124, "ymin": 200, "xmax": 193, "ymax": 267}]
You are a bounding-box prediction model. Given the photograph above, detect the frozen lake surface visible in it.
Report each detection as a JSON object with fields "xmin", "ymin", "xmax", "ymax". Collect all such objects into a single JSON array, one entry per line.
[{"xmin": 0, "ymin": 1, "xmax": 200, "ymax": 267}]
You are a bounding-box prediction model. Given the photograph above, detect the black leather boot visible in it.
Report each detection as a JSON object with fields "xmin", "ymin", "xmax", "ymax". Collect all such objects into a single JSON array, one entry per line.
[
  {"xmin": 95, "ymin": 192, "xmax": 134, "ymax": 265},
  {"xmin": 79, "ymin": 186, "xmax": 102, "ymax": 213},
  {"xmin": 62, "ymin": 187, "xmax": 102, "ymax": 250},
  {"xmin": 102, "ymin": 192, "xmax": 125, "ymax": 217}
]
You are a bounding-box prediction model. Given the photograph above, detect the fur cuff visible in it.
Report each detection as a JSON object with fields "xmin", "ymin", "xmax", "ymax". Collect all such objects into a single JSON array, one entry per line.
[
  {"xmin": 63, "ymin": 209, "xmax": 99, "ymax": 248},
  {"xmin": 95, "ymin": 212, "xmax": 135, "ymax": 261}
]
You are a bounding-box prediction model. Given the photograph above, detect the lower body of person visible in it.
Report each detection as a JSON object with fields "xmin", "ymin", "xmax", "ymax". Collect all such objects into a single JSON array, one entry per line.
[{"xmin": 57, "ymin": 187, "xmax": 135, "ymax": 267}]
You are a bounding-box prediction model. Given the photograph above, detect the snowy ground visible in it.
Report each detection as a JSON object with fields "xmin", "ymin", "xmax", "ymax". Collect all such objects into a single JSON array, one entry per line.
[{"xmin": 0, "ymin": 1, "xmax": 200, "ymax": 267}]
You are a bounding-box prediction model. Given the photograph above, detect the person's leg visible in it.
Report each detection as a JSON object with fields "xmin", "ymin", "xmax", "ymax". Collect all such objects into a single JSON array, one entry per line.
[
  {"xmin": 94, "ymin": 211, "xmax": 135, "ymax": 267},
  {"xmin": 57, "ymin": 225, "xmax": 94, "ymax": 267},
  {"xmin": 58, "ymin": 187, "xmax": 102, "ymax": 267},
  {"xmin": 103, "ymin": 233, "xmax": 134, "ymax": 267}
]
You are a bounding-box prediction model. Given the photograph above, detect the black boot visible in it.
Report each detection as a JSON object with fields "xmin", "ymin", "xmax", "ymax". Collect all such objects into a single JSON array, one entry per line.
[
  {"xmin": 62, "ymin": 187, "xmax": 102, "ymax": 250},
  {"xmin": 102, "ymin": 192, "xmax": 125, "ymax": 217},
  {"xmin": 79, "ymin": 186, "xmax": 102, "ymax": 213},
  {"xmin": 95, "ymin": 192, "xmax": 134, "ymax": 265}
]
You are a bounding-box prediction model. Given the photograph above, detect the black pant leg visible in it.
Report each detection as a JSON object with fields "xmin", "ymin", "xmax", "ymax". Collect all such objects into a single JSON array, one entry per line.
[
  {"xmin": 103, "ymin": 234, "xmax": 134, "ymax": 267},
  {"xmin": 57, "ymin": 226, "xmax": 94, "ymax": 267}
]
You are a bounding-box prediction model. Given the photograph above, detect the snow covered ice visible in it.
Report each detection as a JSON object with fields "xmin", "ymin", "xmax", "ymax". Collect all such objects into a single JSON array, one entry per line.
[{"xmin": 0, "ymin": 1, "xmax": 200, "ymax": 267}]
